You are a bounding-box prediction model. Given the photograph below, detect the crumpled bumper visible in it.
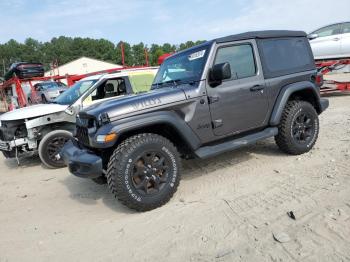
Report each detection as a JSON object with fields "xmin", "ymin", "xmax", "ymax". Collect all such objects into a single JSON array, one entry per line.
[
  {"xmin": 0, "ymin": 138, "xmax": 28, "ymax": 151},
  {"xmin": 60, "ymin": 140, "xmax": 103, "ymax": 179}
]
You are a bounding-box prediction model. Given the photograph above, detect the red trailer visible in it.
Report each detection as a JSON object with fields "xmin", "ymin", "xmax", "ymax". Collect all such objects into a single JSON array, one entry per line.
[
  {"xmin": 0, "ymin": 64, "xmax": 156, "ymax": 112},
  {"xmin": 0, "ymin": 74, "xmax": 72, "ymax": 111},
  {"xmin": 316, "ymin": 59, "xmax": 350, "ymax": 94}
]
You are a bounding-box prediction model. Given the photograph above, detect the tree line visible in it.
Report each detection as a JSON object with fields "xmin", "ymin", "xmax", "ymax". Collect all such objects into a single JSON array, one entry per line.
[{"xmin": 0, "ymin": 37, "xmax": 206, "ymax": 77}]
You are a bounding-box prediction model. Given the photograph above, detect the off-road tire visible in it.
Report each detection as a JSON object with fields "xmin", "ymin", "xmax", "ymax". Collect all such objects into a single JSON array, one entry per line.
[
  {"xmin": 39, "ymin": 130, "xmax": 72, "ymax": 169},
  {"xmin": 275, "ymin": 100, "xmax": 319, "ymax": 155},
  {"xmin": 107, "ymin": 133, "xmax": 181, "ymax": 211}
]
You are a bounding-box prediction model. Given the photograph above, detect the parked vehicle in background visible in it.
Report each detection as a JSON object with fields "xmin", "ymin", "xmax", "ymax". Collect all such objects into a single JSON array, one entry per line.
[
  {"xmin": 61, "ymin": 30, "xmax": 329, "ymax": 211},
  {"xmin": 0, "ymin": 67, "xmax": 158, "ymax": 168},
  {"xmin": 308, "ymin": 22, "xmax": 350, "ymax": 60},
  {"xmin": 4, "ymin": 62, "xmax": 44, "ymax": 81},
  {"xmin": 28, "ymin": 81, "xmax": 68, "ymax": 104}
]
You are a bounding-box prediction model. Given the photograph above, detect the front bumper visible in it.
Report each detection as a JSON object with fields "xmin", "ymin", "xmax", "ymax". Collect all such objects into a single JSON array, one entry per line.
[
  {"xmin": 61, "ymin": 140, "xmax": 103, "ymax": 179},
  {"xmin": 0, "ymin": 138, "xmax": 29, "ymax": 151},
  {"xmin": 320, "ymin": 98, "xmax": 329, "ymax": 113}
]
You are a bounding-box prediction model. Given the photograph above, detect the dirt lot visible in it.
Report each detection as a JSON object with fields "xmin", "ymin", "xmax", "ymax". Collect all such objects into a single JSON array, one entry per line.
[{"xmin": 0, "ymin": 95, "xmax": 349, "ymax": 262}]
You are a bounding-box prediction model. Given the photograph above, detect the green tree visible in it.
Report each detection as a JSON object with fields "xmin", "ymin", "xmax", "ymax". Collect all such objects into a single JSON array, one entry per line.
[{"xmin": 0, "ymin": 36, "xmax": 208, "ymax": 77}]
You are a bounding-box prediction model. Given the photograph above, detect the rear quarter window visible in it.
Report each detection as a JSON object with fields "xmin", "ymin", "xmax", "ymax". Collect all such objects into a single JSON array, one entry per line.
[
  {"xmin": 258, "ymin": 37, "xmax": 315, "ymax": 78},
  {"xmin": 128, "ymin": 72, "xmax": 156, "ymax": 93}
]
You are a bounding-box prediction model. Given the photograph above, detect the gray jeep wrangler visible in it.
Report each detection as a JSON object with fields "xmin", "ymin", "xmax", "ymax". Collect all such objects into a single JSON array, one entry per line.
[{"xmin": 62, "ymin": 30, "xmax": 329, "ymax": 211}]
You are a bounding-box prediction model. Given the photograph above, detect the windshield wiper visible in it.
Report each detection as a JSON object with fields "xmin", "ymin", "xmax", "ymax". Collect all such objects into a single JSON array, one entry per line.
[
  {"xmin": 152, "ymin": 79, "xmax": 180, "ymax": 88},
  {"xmin": 153, "ymin": 79, "xmax": 200, "ymax": 89}
]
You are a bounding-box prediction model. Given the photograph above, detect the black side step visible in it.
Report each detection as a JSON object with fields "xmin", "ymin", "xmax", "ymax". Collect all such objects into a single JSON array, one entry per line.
[{"xmin": 194, "ymin": 127, "xmax": 278, "ymax": 159}]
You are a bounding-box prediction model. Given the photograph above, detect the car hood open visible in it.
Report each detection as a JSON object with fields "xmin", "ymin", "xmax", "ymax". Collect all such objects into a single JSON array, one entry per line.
[{"xmin": 0, "ymin": 103, "xmax": 68, "ymax": 121}]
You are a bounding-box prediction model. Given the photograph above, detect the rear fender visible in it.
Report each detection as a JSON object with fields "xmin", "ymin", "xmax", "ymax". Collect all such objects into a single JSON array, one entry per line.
[{"xmin": 269, "ymin": 81, "xmax": 321, "ymax": 126}]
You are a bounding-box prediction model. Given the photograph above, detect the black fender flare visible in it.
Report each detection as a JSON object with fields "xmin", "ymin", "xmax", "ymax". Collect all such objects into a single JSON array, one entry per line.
[
  {"xmin": 269, "ymin": 81, "xmax": 321, "ymax": 126},
  {"xmin": 94, "ymin": 111, "xmax": 201, "ymax": 150}
]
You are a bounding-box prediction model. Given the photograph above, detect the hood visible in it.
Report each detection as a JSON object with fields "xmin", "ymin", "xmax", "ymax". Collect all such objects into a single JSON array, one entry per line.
[
  {"xmin": 84, "ymin": 87, "xmax": 187, "ymax": 120},
  {"xmin": 0, "ymin": 103, "xmax": 68, "ymax": 121}
]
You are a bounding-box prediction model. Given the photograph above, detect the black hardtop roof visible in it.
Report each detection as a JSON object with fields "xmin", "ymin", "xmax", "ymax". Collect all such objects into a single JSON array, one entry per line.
[
  {"xmin": 165, "ymin": 30, "xmax": 307, "ymax": 59},
  {"xmin": 215, "ymin": 30, "xmax": 307, "ymax": 43}
]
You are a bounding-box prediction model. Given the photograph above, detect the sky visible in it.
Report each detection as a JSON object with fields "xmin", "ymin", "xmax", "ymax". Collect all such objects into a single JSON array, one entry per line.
[{"xmin": 0, "ymin": 0, "xmax": 349, "ymax": 45}]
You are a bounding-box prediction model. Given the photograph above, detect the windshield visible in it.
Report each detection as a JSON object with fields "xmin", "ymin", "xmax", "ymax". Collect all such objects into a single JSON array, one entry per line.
[
  {"xmin": 54, "ymin": 79, "xmax": 97, "ymax": 105},
  {"xmin": 152, "ymin": 45, "xmax": 210, "ymax": 88},
  {"xmin": 41, "ymin": 82, "xmax": 62, "ymax": 89}
]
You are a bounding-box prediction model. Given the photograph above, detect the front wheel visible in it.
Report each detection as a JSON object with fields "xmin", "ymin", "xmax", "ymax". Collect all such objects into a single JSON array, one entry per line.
[
  {"xmin": 107, "ymin": 133, "xmax": 181, "ymax": 211},
  {"xmin": 38, "ymin": 130, "xmax": 72, "ymax": 168},
  {"xmin": 275, "ymin": 100, "xmax": 319, "ymax": 155}
]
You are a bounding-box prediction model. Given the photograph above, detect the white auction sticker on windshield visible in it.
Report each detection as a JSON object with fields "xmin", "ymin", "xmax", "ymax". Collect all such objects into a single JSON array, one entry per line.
[{"xmin": 188, "ymin": 50, "xmax": 206, "ymax": 61}]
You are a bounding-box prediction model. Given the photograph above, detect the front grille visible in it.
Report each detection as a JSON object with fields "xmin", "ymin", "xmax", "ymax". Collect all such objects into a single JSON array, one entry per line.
[
  {"xmin": 75, "ymin": 113, "xmax": 97, "ymax": 146},
  {"xmin": 76, "ymin": 126, "xmax": 90, "ymax": 146}
]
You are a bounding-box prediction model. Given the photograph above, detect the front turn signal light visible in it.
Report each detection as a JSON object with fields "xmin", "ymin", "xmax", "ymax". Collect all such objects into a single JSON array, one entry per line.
[{"xmin": 96, "ymin": 133, "xmax": 117, "ymax": 143}]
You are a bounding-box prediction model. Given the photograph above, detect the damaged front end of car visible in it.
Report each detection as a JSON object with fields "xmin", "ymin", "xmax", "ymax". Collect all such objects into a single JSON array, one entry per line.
[{"xmin": 0, "ymin": 119, "xmax": 36, "ymax": 159}]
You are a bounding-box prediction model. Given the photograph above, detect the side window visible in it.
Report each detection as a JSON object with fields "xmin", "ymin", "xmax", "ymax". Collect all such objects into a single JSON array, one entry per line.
[
  {"xmin": 259, "ymin": 37, "xmax": 314, "ymax": 78},
  {"xmin": 128, "ymin": 72, "xmax": 155, "ymax": 93},
  {"xmin": 342, "ymin": 22, "xmax": 350, "ymax": 34},
  {"xmin": 314, "ymin": 24, "xmax": 341, "ymax": 37},
  {"xmin": 83, "ymin": 78, "xmax": 126, "ymax": 107},
  {"xmin": 214, "ymin": 44, "xmax": 256, "ymax": 80}
]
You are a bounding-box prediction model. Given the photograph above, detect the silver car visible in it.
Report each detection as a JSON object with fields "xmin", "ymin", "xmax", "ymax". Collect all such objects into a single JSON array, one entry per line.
[
  {"xmin": 308, "ymin": 22, "xmax": 350, "ymax": 60},
  {"xmin": 28, "ymin": 81, "xmax": 68, "ymax": 104}
]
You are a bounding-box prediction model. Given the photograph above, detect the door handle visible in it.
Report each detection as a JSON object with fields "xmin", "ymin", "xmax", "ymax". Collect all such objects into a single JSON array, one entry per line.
[
  {"xmin": 250, "ymin": 85, "xmax": 264, "ymax": 91},
  {"xmin": 332, "ymin": 37, "xmax": 340, "ymax": 41}
]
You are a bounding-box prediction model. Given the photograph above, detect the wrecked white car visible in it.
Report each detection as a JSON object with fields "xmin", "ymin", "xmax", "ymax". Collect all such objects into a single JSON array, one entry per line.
[{"xmin": 0, "ymin": 68, "xmax": 157, "ymax": 168}]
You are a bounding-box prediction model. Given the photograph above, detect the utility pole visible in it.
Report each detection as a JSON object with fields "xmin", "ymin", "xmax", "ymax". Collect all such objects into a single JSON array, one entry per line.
[
  {"xmin": 121, "ymin": 42, "xmax": 125, "ymax": 67},
  {"xmin": 2, "ymin": 59, "xmax": 5, "ymax": 75}
]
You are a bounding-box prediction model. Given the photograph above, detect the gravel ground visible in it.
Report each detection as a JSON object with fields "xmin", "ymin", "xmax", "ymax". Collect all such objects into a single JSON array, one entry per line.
[{"xmin": 0, "ymin": 95, "xmax": 349, "ymax": 262}]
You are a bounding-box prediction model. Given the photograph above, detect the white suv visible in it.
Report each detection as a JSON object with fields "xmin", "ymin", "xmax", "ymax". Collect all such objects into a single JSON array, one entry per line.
[{"xmin": 0, "ymin": 67, "xmax": 158, "ymax": 168}]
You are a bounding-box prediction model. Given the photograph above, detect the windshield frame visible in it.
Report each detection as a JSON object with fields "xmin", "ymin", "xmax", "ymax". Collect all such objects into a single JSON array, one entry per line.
[
  {"xmin": 152, "ymin": 43, "xmax": 211, "ymax": 89},
  {"xmin": 53, "ymin": 79, "xmax": 99, "ymax": 105}
]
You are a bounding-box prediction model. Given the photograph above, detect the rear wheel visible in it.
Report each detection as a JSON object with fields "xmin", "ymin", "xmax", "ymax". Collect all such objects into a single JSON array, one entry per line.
[
  {"xmin": 38, "ymin": 130, "xmax": 72, "ymax": 168},
  {"xmin": 107, "ymin": 133, "xmax": 181, "ymax": 211},
  {"xmin": 275, "ymin": 100, "xmax": 319, "ymax": 155}
]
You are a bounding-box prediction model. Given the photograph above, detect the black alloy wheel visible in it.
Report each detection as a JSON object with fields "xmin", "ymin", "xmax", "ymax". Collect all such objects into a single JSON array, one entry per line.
[
  {"xmin": 291, "ymin": 112, "xmax": 315, "ymax": 144},
  {"xmin": 131, "ymin": 151, "xmax": 170, "ymax": 196}
]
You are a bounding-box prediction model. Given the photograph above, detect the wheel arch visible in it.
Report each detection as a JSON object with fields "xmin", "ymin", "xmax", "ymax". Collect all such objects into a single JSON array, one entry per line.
[
  {"xmin": 34, "ymin": 122, "xmax": 75, "ymax": 140},
  {"xmin": 269, "ymin": 81, "xmax": 322, "ymax": 126},
  {"xmin": 106, "ymin": 111, "xmax": 201, "ymax": 157}
]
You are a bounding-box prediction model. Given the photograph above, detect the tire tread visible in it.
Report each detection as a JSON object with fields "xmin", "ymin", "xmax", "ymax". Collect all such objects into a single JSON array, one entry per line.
[
  {"xmin": 275, "ymin": 100, "xmax": 318, "ymax": 155},
  {"xmin": 106, "ymin": 133, "xmax": 181, "ymax": 211}
]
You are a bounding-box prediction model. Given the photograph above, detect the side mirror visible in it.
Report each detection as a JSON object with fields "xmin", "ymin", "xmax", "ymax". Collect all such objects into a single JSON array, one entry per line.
[
  {"xmin": 209, "ymin": 62, "xmax": 231, "ymax": 87},
  {"xmin": 308, "ymin": 33, "xmax": 318, "ymax": 40}
]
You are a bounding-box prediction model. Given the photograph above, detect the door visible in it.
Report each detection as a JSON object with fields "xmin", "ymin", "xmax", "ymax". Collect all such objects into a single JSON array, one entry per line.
[
  {"xmin": 309, "ymin": 23, "xmax": 342, "ymax": 59},
  {"xmin": 207, "ymin": 40, "xmax": 269, "ymax": 137},
  {"xmin": 340, "ymin": 22, "xmax": 350, "ymax": 57}
]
